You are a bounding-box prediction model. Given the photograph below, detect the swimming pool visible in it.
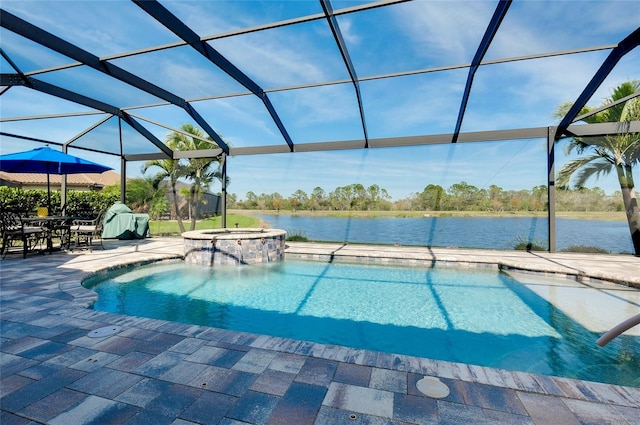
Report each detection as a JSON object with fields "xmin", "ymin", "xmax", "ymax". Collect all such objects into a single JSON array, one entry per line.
[{"xmin": 84, "ymin": 260, "xmax": 640, "ymax": 387}]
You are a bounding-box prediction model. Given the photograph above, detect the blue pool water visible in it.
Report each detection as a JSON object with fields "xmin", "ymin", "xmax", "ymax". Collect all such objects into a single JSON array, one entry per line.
[{"xmin": 84, "ymin": 260, "xmax": 640, "ymax": 387}]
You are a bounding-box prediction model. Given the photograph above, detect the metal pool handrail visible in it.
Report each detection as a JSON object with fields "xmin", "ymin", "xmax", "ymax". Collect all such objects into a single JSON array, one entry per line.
[{"xmin": 596, "ymin": 313, "xmax": 640, "ymax": 347}]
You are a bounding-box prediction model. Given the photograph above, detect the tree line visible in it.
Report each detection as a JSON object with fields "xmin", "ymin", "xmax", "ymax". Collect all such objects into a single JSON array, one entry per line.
[{"xmin": 228, "ymin": 183, "xmax": 624, "ymax": 213}]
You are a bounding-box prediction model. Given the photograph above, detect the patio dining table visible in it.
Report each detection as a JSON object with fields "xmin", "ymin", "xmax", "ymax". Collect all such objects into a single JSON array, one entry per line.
[{"xmin": 21, "ymin": 216, "xmax": 72, "ymax": 253}]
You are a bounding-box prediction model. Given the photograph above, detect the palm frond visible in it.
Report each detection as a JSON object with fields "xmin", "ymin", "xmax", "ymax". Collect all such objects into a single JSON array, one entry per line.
[
  {"xmin": 556, "ymin": 81, "xmax": 639, "ymax": 196},
  {"xmin": 592, "ymin": 146, "xmax": 615, "ymax": 164},
  {"xmin": 572, "ymin": 160, "xmax": 614, "ymax": 187},
  {"xmin": 620, "ymin": 95, "xmax": 640, "ymax": 122},
  {"xmin": 557, "ymin": 154, "xmax": 612, "ymax": 187},
  {"xmin": 563, "ymin": 138, "xmax": 593, "ymax": 155}
]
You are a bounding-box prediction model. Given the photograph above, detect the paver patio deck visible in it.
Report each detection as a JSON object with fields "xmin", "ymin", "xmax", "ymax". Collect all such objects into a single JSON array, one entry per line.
[{"xmin": 1, "ymin": 237, "xmax": 639, "ymax": 424}]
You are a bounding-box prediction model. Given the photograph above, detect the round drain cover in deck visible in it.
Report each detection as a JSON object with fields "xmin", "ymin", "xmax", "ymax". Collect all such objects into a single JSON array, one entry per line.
[
  {"xmin": 88, "ymin": 326, "xmax": 122, "ymax": 338},
  {"xmin": 416, "ymin": 376, "xmax": 450, "ymax": 398}
]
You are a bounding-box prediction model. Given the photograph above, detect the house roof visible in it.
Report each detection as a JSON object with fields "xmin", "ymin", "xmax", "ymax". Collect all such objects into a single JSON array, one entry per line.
[{"xmin": 0, "ymin": 170, "xmax": 120, "ymax": 188}]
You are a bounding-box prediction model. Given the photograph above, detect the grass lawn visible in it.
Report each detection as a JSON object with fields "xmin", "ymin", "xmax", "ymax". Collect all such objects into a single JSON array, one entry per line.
[{"xmin": 149, "ymin": 214, "xmax": 261, "ymax": 236}]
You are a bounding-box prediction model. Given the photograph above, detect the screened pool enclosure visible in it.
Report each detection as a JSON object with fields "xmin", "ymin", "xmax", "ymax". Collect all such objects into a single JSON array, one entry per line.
[{"xmin": 1, "ymin": 0, "xmax": 639, "ymax": 252}]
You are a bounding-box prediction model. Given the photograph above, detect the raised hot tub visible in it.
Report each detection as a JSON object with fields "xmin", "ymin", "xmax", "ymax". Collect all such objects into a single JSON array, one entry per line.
[{"xmin": 182, "ymin": 228, "xmax": 286, "ymax": 266}]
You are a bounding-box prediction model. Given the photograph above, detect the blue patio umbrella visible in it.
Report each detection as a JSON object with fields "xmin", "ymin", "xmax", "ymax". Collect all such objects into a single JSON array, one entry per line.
[{"xmin": 0, "ymin": 146, "xmax": 113, "ymax": 213}]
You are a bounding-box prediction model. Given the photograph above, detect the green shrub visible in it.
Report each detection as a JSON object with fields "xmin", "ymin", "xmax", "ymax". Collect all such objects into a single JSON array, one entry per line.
[
  {"xmin": 65, "ymin": 190, "xmax": 119, "ymax": 215},
  {"xmin": 561, "ymin": 245, "xmax": 609, "ymax": 254},
  {"xmin": 149, "ymin": 197, "xmax": 170, "ymax": 220},
  {"xmin": 0, "ymin": 187, "xmax": 52, "ymax": 214},
  {"xmin": 286, "ymin": 229, "xmax": 309, "ymax": 242},
  {"xmin": 0, "ymin": 187, "xmax": 118, "ymax": 216},
  {"xmin": 513, "ymin": 235, "xmax": 548, "ymax": 251}
]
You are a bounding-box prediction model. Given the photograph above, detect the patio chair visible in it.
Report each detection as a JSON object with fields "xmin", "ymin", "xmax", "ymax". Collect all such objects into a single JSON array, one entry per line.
[
  {"xmin": 69, "ymin": 210, "xmax": 106, "ymax": 251},
  {"xmin": 50, "ymin": 216, "xmax": 72, "ymax": 251},
  {"xmin": 0, "ymin": 210, "xmax": 48, "ymax": 259}
]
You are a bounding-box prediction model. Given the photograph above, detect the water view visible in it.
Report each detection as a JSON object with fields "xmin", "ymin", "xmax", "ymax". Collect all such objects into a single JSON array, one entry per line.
[{"xmin": 255, "ymin": 215, "xmax": 633, "ymax": 254}]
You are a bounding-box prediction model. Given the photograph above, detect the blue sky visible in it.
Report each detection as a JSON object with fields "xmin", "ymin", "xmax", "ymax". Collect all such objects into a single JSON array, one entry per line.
[{"xmin": 1, "ymin": 0, "xmax": 638, "ymax": 200}]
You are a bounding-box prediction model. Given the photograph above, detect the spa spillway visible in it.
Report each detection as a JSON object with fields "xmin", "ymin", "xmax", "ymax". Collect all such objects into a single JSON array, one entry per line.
[{"xmin": 182, "ymin": 228, "xmax": 287, "ymax": 266}]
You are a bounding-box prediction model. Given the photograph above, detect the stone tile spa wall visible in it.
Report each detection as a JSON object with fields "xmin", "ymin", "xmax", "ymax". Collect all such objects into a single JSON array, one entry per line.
[{"xmin": 183, "ymin": 229, "xmax": 286, "ymax": 266}]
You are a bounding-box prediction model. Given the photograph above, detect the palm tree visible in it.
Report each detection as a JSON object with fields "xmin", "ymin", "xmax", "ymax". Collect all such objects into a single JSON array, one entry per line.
[
  {"xmin": 179, "ymin": 124, "xmax": 225, "ymax": 230},
  {"xmin": 186, "ymin": 165, "xmax": 224, "ymax": 229},
  {"xmin": 555, "ymin": 80, "xmax": 640, "ymax": 255},
  {"xmin": 142, "ymin": 132, "xmax": 188, "ymax": 232}
]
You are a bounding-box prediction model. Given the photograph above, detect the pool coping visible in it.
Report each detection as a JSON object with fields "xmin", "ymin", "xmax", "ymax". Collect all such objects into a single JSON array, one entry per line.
[
  {"xmin": 285, "ymin": 242, "xmax": 640, "ymax": 288},
  {"xmin": 2, "ymin": 238, "xmax": 639, "ymax": 424}
]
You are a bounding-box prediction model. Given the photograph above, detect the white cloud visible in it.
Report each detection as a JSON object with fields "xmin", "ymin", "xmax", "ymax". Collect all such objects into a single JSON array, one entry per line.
[
  {"xmin": 392, "ymin": 1, "xmax": 496, "ymax": 64},
  {"xmin": 152, "ymin": 2, "xmax": 338, "ymax": 89},
  {"xmin": 360, "ymin": 69, "xmax": 467, "ymax": 137},
  {"xmin": 278, "ymin": 84, "xmax": 360, "ymax": 125},
  {"xmin": 335, "ymin": 17, "xmax": 361, "ymax": 47},
  {"xmin": 212, "ymin": 26, "xmax": 341, "ymax": 89},
  {"xmin": 2, "ymin": 1, "xmax": 171, "ymax": 56},
  {"xmin": 198, "ymin": 97, "xmax": 282, "ymax": 143}
]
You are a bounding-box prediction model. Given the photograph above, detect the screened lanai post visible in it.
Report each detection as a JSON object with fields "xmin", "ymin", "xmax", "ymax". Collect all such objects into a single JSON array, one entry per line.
[
  {"xmin": 547, "ymin": 126, "xmax": 557, "ymax": 252},
  {"xmin": 61, "ymin": 144, "xmax": 70, "ymax": 215},
  {"xmin": 118, "ymin": 117, "xmax": 126, "ymax": 204},
  {"xmin": 61, "ymin": 146, "xmax": 67, "ymax": 215},
  {"xmin": 120, "ymin": 157, "xmax": 126, "ymax": 204},
  {"xmin": 221, "ymin": 153, "xmax": 227, "ymax": 229},
  {"xmin": 61, "ymin": 175, "xmax": 67, "ymax": 214}
]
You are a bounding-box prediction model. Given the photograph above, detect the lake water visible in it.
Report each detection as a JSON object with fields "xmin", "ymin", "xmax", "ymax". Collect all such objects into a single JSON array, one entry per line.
[{"xmin": 255, "ymin": 214, "xmax": 633, "ymax": 254}]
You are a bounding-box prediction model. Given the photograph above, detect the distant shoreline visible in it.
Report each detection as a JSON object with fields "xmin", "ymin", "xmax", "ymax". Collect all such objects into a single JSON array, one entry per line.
[{"xmin": 228, "ymin": 209, "xmax": 626, "ymax": 222}]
